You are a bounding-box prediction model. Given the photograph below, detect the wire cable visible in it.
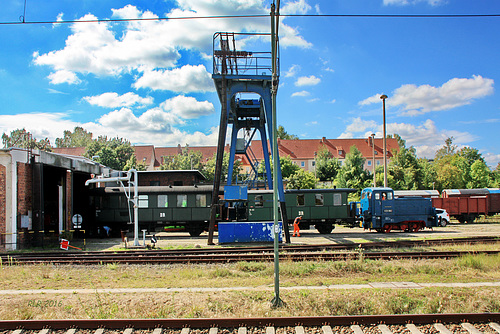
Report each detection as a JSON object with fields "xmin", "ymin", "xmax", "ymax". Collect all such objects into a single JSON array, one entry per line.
[{"xmin": 1, "ymin": 13, "xmax": 500, "ymax": 26}]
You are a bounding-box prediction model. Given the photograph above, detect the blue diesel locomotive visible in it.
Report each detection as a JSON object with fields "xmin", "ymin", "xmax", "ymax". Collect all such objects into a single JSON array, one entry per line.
[{"xmin": 360, "ymin": 187, "xmax": 438, "ymax": 232}]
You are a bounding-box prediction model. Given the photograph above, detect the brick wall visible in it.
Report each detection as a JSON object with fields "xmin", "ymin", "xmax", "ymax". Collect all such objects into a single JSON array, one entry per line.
[
  {"xmin": 66, "ymin": 171, "xmax": 72, "ymax": 231},
  {"xmin": 0, "ymin": 164, "xmax": 6, "ymax": 250},
  {"xmin": 17, "ymin": 162, "xmax": 32, "ymax": 217},
  {"xmin": 17, "ymin": 162, "xmax": 33, "ymax": 248}
]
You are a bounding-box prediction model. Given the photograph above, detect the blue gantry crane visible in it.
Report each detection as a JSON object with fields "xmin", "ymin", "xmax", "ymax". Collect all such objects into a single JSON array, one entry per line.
[{"xmin": 207, "ymin": 32, "xmax": 290, "ymax": 244}]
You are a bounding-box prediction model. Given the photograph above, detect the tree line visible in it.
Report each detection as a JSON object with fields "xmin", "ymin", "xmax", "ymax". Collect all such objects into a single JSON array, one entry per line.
[{"xmin": 2, "ymin": 127, "xmax": 499, "ymax": 192}]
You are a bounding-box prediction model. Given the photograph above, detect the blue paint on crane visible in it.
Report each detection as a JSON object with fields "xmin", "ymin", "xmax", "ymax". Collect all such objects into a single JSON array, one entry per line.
[{"xmin": 218, "ymin": 222, "xmax": 282, "ymax": 243}]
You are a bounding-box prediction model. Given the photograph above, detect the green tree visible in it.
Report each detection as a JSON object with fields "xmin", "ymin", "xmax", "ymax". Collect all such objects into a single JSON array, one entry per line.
[
  {"xmin": 123, "ymin": 155, "xmax": 147, "ymax": 171},
  {"xmin": 492, "ymin": 163, "xmax": 500, "ymax": 187},
  {"xmin": 335, "ymin": 146, "xmax": 370, "ymax": 192},
  {"xmin": 468, "ymin": 160, "xmax": 491, "ymax": 188},
  {"xmin": 2, "ymin": 128, "xmax": 52, "ymax": 151},
  {"xmin": 388, "ymin": 141, "xmax": 423, "ymax": 190},
  {"xmin": 55, "ymin": 127, "xmax": 93, "ymax": 148},
  {"xmin": 279, "ymin": 155, "xmax": 300, "ymax": 178},
  {"xmin": 277, "ymin": 125, "xmax": 298, "ymax": 140},
  {"xmin": 256, "ymin": 155, "xmax": 300, "ymax": 179},
  {"xmin": 84, "ymin": 136, "xmax": 135, "ymax": 171},
  {"xmin": 287, "ymin": 169, "xmax": 317, "ymax": 189},
  {"xmin": 201, "ymin": 152, "xmax": 241, "ymax": 183},
  {"xmin": 417, "ymin": 158, "xmax": 438, "ymax": 190},
  {"xmin": 160, "ymin": 145, "xmax": 203, "ymax": 171},
  {"xmin": 315, "ymin": 147, "xmax": 340, "ymax": 181}
]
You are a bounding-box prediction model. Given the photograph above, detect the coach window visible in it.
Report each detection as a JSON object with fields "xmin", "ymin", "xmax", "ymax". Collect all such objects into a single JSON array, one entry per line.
[
  {"xmin": 196, "ymin": 194, "xmax": 207, "ymax": 207},
  {"xmin": 255, "ymin": 195, "xmax": 264, "ymax": 207},
  {"xmin": 138, "ymin": 195, "xmax": 149, "ymax": 208},
  {"xmin": 333, "ymin": 193, "xmax": 342, "ymax": 206},
  {"xmin": 315, "ymin": 194, "xmax": 324, "ymax": 206},
  {"xmin": 177, "ymin": 194, "xmax": 188, "ymax": 207},
  {"xmin": 297, "ymin": 194, "xmax": 305, "ymax": 206},
  {"xmin": 158, "ymin": 195, "xmax": 168, "ymax": 208}
]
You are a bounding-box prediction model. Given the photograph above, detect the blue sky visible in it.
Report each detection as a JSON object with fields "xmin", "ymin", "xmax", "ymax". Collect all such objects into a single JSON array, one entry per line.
[{"xmin": 1, "ymin": 0, "xmax": 499, "ymax": 168}]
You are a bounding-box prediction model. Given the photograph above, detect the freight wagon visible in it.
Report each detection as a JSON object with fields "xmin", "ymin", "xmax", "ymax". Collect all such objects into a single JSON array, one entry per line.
[{"xmin": 394, "ymin": 188, "xmax": 500, "ymax": 223}]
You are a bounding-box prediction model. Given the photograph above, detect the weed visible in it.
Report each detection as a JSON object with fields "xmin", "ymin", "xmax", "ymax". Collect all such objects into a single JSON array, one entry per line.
[
  {"xmin": 236, "ymin": 261, "xmax": 269, "ymax": 273},
  {"xmin": 106, "ymin": 263, "xmax": 118, "ymax": 270},
  {"xmin": 385, "ymin": 293, "xmax": 423, "ymax": 314}
]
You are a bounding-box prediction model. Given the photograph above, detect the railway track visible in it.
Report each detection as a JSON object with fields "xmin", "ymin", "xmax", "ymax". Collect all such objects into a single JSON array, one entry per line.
[
  {"xmin": 0, "ymin": 313, "xmax": 499, "ymax": 332},
  {"xmin": 1, "ymin": 236, "xmax": 499, "ymax": 265}
]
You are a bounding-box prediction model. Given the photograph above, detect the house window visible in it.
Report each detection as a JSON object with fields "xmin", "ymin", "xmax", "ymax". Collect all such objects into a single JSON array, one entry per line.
[
  {"xmin": 367, "ymin": 161, "xmax": 372, "ymax": 166},
  {"xmin": 196, "ymin": 194, "xmax": 207, "ymax": 207},
  {"xmin": 312, "ymin": 161, "xmax": 315, "ymax": 166},
  {"xmin": 297, "ymin": 194, "xmax": 305, "ymax": 207},
  {"xmin": 177, "ymin": 195, "xmax": 187, "ymax": 207},
  {"xmin": 255, "ymin": 195, "xmax": 264, "ymax": 207},
  {"xmin": 301, "ymin": 161, "xmax": 305, "ymax": 167},
  {"xmin": 339, "ymin": 150, "xmax": 343, "ymax": 155},
  {"xmin": 315, "ymin": 194, "xmax": 324, "ymax": 206},
  {"xmin": 376, "ymin": 161, "xmax": 380, "ymax": 166},
  {"xmin": 158, "ymin": 195, "xmax": 168, "ymax": 208}
]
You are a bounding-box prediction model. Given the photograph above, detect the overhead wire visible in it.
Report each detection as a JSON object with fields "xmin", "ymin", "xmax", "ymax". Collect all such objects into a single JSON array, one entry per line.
[{"xmin": 1, "ymin": 13, "xmax": 500, "ymax": 26}]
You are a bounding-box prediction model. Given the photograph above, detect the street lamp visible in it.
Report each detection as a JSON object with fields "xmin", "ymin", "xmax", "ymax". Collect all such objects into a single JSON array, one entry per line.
[
  {"xmin": 371, "ymin": 133, "xmax": 376, "ymax": 187},
  {"xmin": 380, "ymin": 94, "xmax": 388, "ymax": 188}
]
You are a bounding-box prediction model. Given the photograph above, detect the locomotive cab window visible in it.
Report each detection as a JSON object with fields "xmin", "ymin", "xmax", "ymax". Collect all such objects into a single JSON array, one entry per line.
[
  {"xmin": 177, "ymin": 194, "xmax": 188, "ymax": 207},
  {"xmin": 315, "ymin": 194, "xmax": 324, "ymax": 206},
  {"xmin": 297, "ymin": 194, "xmax": 305, "ymax": 206},
  {"xmin": 158, "ymin": 195, "xmax": 168, "ymax": 208},
  {"xmin": 255, "ymin": 195, "xmax": 264, "ymax": 207},
  {"xmin": 333, "ymin": 193, "xmax": 342, "ymax": 206},
  {"xmin": 196, "ymin": 194, "xmax": 207, "ymax": 207}
]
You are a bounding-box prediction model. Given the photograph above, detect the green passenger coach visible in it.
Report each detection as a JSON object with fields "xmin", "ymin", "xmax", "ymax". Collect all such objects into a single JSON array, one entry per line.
[{"xmin": 93, "ymin": 185, "xmax": 357, "ymax": 237}]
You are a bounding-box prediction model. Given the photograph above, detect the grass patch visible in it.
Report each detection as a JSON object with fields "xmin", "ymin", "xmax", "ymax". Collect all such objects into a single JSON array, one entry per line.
[{"xmin": 2, "ymin": 287, "xmax": 498, "ymax": 320}]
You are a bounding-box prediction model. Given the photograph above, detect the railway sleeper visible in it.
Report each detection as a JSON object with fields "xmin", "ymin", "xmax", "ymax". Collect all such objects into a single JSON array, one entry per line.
[{"xmin": 5, "ymin": 322, "xmax": 500, "ymax": 334}]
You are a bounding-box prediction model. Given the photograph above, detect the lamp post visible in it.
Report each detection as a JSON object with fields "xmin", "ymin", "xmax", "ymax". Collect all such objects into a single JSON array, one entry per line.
[
  {"xmin": 380, "ymin": 94, "xmax": 388, "ymax": 188},
  {"xmin": 371, "ymin": 133, "xmax": 376, "ymax": 187}
]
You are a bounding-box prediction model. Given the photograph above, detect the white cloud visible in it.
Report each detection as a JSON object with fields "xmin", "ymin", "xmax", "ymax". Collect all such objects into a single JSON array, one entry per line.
[
  {"xmin": 345, "ymin": 117, "xmax": 378, "ymax": 133},
  {"xmin": 359, "ymin": 75, "xmax": 494, "ymax": 116},
  {"xmin": 33, "ymin": 2, "xmax": 312, "ymax": 85},
  {"xmin": 291, "ymin": 90, "xmax": 310, "ymax": 97},
  {"xmin": 285, "ymin": 64, "xmax": 301, "ymax": 77},
  {"xmin": 339, "ymin": 118, "xmax": 477, "ymax": 159},
  {"xmin": 383, "ymin": 0, "xmax": 446, "ymax": 6},
  {"xmin": 295, "ymin": 75, "xmax": 321, "ymax": 87},
  {"xmin": 281, "ymin": 0, "xmax": 312, "ymax": 15},
  {"xmin": 83, "ymin": 92, "xmax": 153, "ymax": 108},
  {"xmin": 359, "ymin": 93, "xmax": 386, "ymax": 106},
  {"xmin": 484, "ymin": 152, "xmax": 500, "ymax": 169},
  {"xmin": 160, "ymin": 95, "xmax": 215, "ymax": 119},
  {"xmin": 47, "ymin": 70, "xmax": 81, "ymax": 85},
  {"xmin": 133, "ymin": 65, "xmax": 214, "ymax": 93}
]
